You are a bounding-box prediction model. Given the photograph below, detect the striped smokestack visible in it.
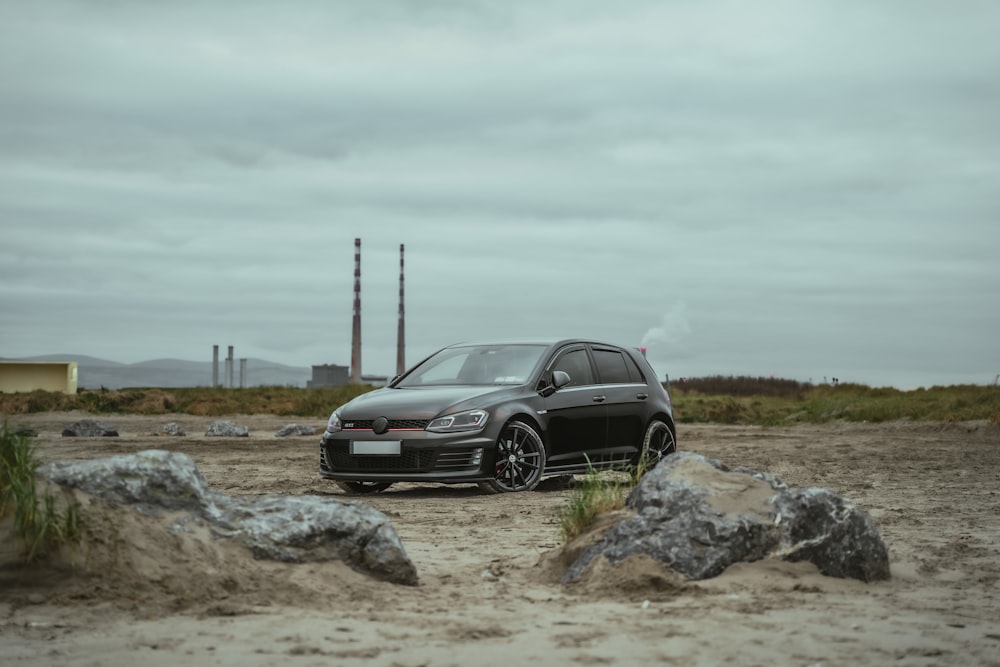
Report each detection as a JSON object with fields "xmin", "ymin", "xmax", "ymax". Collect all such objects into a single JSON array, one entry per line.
[
  {"xmin": 350, "ymin": 237, "xmax": 362, "ymax": 384},
  {"xmin": 396, "ymin": 243, "xmax": 405, "ymax": 376},
  {"xmin": 212, "ymin": 345, "xmax": 219, "ymax": 387}
]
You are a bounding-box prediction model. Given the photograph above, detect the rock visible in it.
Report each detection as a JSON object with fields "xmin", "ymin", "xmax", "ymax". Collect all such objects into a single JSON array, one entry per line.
[
  {"xmin": 14, "ymin": 426, "xmax": 39, "ymax": 438},
  {"xmin": 205, "ymin": 420, "xmax": 249, "ymax": 437},
  {"xmin": 562, "ymin": 452, "xmax": 889, "ymax": 584},
  {"xmin": 40, "ymin": 449, "xmax": 221, "ymax": 514},
  {"xmin": 39, "ymin": 450, "xmax": 418, "ymax": 585},
  {"xmin": 161, "ymin": 422, "xmax": 186, "ymax": 436},
  {"xmin": 275, "ymin": 424, "xmax": 317, "ymax": 437},
  {"xmin": 61, "ymin": 419, "xmax": 119, "ymax": 437},
  {"xmin": 149, "ymin": 422, "xmax": 186, "ymax": 436},
  {"xmin": 771, "ymin": 487, "xmax": 891, "ymax": 582}
]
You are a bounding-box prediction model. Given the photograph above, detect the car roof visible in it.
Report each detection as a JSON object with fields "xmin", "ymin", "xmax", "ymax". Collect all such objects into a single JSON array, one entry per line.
[{"xmin": 443, "ymin": 338, "xmax": 630, "ymax": 350}]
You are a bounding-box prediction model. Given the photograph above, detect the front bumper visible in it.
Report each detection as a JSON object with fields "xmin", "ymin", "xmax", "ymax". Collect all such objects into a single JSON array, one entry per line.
[{"xmin": 319, "ymin": 429, "xmax": 496, "ymax": 483}]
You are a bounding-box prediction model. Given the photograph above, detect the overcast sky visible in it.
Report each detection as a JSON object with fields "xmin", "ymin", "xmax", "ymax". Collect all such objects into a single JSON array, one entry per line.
[{"xmin": 2, "ymin": 1, "xmax": 998, "ymax": 389}]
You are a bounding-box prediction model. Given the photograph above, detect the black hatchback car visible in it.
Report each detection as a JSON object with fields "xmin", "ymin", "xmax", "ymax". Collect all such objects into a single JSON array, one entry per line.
[{"xmin": 320, "ymin": 339, "xmax": 676, "ymax": 493}]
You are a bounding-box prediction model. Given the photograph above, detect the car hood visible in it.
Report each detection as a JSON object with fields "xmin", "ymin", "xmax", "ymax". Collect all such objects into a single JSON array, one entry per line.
[{"xmin": 339, "ymin": 385, "xmax": 516, "ymax": 419}]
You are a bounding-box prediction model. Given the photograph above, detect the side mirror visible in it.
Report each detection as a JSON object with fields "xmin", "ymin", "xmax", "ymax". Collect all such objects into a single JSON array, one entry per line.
[
  {"xmin": 540, "ymin": 370, "xmax": 571, "ymax": 397},
  {"xmin": 552, "ymin": 370, "xmax": 571, "ymax": 389}
]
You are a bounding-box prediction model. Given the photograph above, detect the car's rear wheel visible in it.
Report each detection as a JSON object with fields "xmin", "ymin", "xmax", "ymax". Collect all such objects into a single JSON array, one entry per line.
[
  {"xmin": 638, "ymin": 419, "xmax": 676, "ymax": 473},
  {"xmin": 335, "ymin": 481, "xmax": 394, "ymax": 494},
  {"xmin": 479, "ymin": 420, "xmax": 546, "ymax": 493}
]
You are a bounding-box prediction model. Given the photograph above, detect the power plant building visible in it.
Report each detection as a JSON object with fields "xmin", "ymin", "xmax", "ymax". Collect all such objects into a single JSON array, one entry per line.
[{"xmin": 307, "ymin": 364, "xmax": 350, "ymax": 389}]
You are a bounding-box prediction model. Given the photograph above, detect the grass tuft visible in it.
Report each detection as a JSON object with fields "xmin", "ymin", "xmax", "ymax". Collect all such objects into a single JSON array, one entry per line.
[
  {"xmin": 0, "ymin": 421, "xmax": 82, "ymax": 564},
  {"xmin": 558, "ymin": 467, "xmax": 633, "ymax": 543}
]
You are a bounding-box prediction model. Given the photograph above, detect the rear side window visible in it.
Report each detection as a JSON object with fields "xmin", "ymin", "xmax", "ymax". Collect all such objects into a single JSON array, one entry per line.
[
  {"xmin": 624, "ymin": 354, "xmax": 647, "ymax": 383},
  {"xmin": 592, "ymin": 348, "xmax": 631, "ymax": 384}
]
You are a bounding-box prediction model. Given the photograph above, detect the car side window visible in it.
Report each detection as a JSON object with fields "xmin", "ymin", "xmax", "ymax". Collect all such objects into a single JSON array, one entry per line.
[
  {"xmin": 624, "ymin": 354, "xmax": 647, "ymax": 384},
  {"xmin": 592, "ymin": 348, "xmax": 631, "ymax": 384},
  {"xmin": 551, "ymin": 348, "xmax": 595, "ymax": 387}
]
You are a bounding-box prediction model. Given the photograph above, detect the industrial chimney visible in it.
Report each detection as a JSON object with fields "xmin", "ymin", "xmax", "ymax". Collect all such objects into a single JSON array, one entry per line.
[
  {"xmin": 212, "ymin": 345, "xmax": 219, "ymax": 387},
  {"xmin": 350, "ymin": 237, "xmax": 362, "ymax": 384},
  {"xmin": 396, "ymin": 243, "xmax": 406, "ymax": 376}
]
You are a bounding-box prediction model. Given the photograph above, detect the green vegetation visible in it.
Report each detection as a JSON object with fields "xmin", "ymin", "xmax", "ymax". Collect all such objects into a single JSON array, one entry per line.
[
  {"xmin": 670, "ymin": 377, "xmax": 1000, "ymax": 426},
  {"xmin": 0, "ymin": 385, "xmax": 376, "ymax": 418},
  {"xmin": 0, "ymin": 378, "xmax": 997, "ymax": 425},
  {"xmin": 0, "ymin": 422, "xmax": 81, "ymax": 564}
]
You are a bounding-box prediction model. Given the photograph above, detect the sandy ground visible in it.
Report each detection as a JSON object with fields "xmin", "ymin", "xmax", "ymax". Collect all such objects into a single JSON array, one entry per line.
[{"xmin": 1, "ymin": 411, "xmax": 999, "ymax": 666}]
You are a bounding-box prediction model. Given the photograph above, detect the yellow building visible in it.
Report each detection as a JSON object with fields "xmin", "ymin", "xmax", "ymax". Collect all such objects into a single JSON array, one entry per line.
[{"xmin": 0, "ymin": 361, "xmax": 78, "ymax": 394}]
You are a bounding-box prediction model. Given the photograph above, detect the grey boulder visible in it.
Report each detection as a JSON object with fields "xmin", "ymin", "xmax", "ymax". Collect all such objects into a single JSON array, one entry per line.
[
  {"xmin": 562, "ymin": 452, "xmax": 889, "ymax": 584},
  {"xmin": 39, "ymin": 450, "xmax": 418, "ymax": 585},
  {"xmin": 275, "ymin": 424, "xmax": 317, "ymax": 437},
  {"xmin": 205, "ymin": 420, "xmax": 249, "ymax": 437},
  {"xmin": 61, "ymin": 419, "xmax": 118, "ymax": 437},
  {"xmin": 160, "ymin": 422, "xmax": 186, "ymax": 436}
]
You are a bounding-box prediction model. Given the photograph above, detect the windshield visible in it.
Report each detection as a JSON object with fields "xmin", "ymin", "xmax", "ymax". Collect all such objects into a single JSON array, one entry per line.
[{"xmin": 396, "ymin": 344, "xmax": 548, "ymax": 387}]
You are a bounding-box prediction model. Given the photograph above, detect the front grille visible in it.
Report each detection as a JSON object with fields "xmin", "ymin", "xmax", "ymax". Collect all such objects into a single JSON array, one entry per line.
[
  {"xmin": 342, "ymin": 419, "xmax": 430, "ymax": 431},
  {"xmin": 326, "ymin": 444, "xmax": 434, "ymax": 471},
  {"xmin": 322, "ymin": 444, "xmax": 484, "ymax": 474}
]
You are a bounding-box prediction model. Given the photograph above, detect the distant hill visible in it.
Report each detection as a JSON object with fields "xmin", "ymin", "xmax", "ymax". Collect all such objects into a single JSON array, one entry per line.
[{"xmin": 4, "ymin": 355, "xmax": 311, "ymax": 389}]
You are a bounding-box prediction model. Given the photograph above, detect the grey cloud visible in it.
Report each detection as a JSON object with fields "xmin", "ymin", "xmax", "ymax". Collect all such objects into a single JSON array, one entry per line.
[{"xmin": 2, "ymin": 1, "xmax": 998, "ymax": 386}]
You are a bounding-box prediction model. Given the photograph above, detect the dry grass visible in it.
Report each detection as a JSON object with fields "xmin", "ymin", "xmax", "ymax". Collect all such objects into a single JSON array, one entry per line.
[
  {"xmin": 0, "ymin": 380, "xmax": 997, "ymax": 425},
  {"xmin": 0, "ymin": 385, "xmax": 375, "ymax": 418},
  {"xmin": 671, "ymin": 381, "xmax": 1000, "ymax": 425}
]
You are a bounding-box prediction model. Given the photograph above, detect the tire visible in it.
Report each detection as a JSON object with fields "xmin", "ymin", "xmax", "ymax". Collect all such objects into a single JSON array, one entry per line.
[
  {"xmin": 638, "ymin": 419, "xmax": 676, "ymax": 473},
  {"xmin": 335, "ymin": 481, "xmax": 394, "ymax": 494},
  {"xmin": 479, "ymin": 420, "xmax": 547, "ymax": 493}
]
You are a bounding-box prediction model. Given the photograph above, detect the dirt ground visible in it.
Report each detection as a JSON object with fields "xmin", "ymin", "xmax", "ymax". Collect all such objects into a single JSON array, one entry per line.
[{"xmin": 2, "ymin": 411, "xmax": 999, "ymax": 666}]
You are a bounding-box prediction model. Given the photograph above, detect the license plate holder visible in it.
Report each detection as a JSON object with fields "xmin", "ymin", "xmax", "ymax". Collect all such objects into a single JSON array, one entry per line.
[{"xmin": 351, "ymin": 441, "xmax": 401, "ymax": 456}]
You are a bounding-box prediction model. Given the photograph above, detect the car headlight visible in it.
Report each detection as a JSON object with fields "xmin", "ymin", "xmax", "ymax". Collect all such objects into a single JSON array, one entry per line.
[
  {"xmin": 326, "ymin": 411, "xmax": 343, "ymax": 433},
  {"xmin": 426, "ymin": 409, "xmax": 488, "ymax": 433}
]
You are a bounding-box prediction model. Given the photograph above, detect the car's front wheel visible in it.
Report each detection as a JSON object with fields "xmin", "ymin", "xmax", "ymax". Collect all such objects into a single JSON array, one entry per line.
[
  {"xmin": 335, "ymin": 481, "xmax": 394, "ymax": 494},
  {"xmin": 479, "ymin": 420, "xmax": 546, "ymax": 493},
  {"xmin": 638, "ymin": 419, "xmax": 676, "ymax": 473}
]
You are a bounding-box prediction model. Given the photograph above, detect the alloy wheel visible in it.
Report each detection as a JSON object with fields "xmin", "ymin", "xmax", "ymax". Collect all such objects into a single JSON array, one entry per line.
[{"xmin": 485, "ymin": 420, "xmax": 546, "ymax": 493}]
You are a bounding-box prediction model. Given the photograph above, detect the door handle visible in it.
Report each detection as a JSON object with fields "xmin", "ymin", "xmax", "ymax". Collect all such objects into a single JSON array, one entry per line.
[
  {"xmin": 592, "ymin": 395, "xmax": 606, "ymax": 403},
  {"xmin": 636, "ymin": 393, "xmax": 648, "ymax": 400}
]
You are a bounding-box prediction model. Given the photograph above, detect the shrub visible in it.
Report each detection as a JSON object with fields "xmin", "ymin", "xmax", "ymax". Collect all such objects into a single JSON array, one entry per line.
[{"xmin": 670, "ymin": 375, "xmax": 812, "ymax": 398}]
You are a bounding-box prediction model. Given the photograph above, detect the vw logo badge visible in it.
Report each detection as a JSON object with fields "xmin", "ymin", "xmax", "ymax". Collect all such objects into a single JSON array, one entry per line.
[{"xmin": 372, "ymin": 416, "xmax": 389, "ymax": 435}]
